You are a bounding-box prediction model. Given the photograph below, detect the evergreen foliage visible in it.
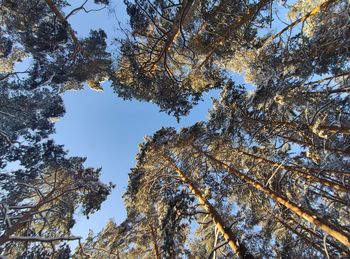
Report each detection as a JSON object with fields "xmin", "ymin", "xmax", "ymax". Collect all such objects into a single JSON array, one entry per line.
[
  {"xmin": 1, "ymin": 0, "xmax": 350, "ymax": 257},
  {"xmin": 0, "ymin": 0, "xmax": 113, "ymax": 256}
]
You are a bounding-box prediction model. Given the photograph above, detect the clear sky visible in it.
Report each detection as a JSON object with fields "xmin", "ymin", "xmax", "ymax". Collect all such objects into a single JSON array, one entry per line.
[
  {"xmin": 54, "ymin": 82, "xmax": 219, "ymax": 239},
  {"xmin": 53, "ymin": 0, "xmax": 224, "ymax": 240}
]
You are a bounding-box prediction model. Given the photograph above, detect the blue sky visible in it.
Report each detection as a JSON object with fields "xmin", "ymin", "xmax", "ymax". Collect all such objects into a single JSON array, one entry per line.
[{"xmin": 54, "ymin": 82, "xmax": 219, "ymax": 239}]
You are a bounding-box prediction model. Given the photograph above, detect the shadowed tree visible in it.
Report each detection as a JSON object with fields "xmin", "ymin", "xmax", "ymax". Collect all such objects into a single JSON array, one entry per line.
[
  {"xmin": 0, "ymin": 0, "xmax": 112, "ymax": 91},
  {"xmin": 0, "ymin": 141, "xmax": 114, "ymax": 257}
]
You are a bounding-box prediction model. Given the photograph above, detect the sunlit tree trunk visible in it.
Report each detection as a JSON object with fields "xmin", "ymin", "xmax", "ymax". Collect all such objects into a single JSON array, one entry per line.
[
  {"xmin": 193, "ymin": 145, "xmax": 350, "ymax": 248},
  {"xmin": 162, "ymin": 154, "xmax": 255, "ymax": 259}
]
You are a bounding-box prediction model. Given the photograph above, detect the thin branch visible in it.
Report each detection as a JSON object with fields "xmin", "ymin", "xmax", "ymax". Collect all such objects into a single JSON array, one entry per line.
[
  {"xmin": 208, "ymin": 241, "xmax": 229, "ymax": 259},
  {"xmin": 8, "ymin": 235, "xmax": 81, "ymax": 242}
]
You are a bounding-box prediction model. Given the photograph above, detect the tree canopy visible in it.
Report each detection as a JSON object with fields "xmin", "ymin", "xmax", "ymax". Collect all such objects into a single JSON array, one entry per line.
[
  {"xmin": 1, "ymin": 0, "xmax": 349, "ymax": 257},
  {"xmin": 0, "ymin": 0, "xmax": 114, "ymax": 256}
]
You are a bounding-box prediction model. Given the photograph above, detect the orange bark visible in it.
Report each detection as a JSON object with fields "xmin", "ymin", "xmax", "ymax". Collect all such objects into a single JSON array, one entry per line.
[
  {"xmin": 195, "ymin": 146, "xmax": 350, "ymax": 248},
  {"xmin": 162, "ymin": 154, "xmax": 254, "ymax": 259}
]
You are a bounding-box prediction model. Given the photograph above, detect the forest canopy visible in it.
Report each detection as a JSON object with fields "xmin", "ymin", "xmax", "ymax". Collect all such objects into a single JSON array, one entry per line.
[{"xmin": 0, "ymin": 0, "xmax": 349, "ymax": 258}]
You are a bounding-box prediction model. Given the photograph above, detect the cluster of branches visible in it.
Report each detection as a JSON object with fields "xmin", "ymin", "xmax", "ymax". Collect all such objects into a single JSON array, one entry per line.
[
  {"xmin": 111, "ymin": 0, "xmax": 349, "ymax": 119},
  {"xmin": 111, "ymin": 0, "xmax": 273, "ymax": 118}
]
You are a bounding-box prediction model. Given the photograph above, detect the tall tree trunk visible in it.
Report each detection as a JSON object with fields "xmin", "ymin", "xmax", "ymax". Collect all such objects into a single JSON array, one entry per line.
[
  {"xmin": 149, "ymin": 0, "xmax": 198, "ymax": 73},
  {"xmin": 150, "ymin": 223, "xmax": 161, "ymax": 259},
  {"xmin": 162, "ymin": 154, "xmax": 255, "ymax": 259},
  {"xmin": 193, "ymin": 145, "xmax": 350, "ymax": 248},
  {"xmin": 44, "ymin": 0, "xmax": 84, "ymax": 54}
]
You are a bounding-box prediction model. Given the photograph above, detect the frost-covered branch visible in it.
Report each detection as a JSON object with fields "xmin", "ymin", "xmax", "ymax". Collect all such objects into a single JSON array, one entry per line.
[{"xmin": 8, "ymin": 236, "xmax": 81, "ymax": 242}]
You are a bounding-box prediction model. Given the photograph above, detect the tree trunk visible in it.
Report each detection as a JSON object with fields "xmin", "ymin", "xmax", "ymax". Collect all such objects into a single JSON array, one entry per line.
[
  {"xmin": 162, "ymin": 154, "xmax": 255, "ymax": 259},
  {"xmin": 149, "ymin": 0, "xmax": 198, "ymax": 73},
  {"xmin": 193, "ymin": 145, "xmax": 350, "ymax": 248},
  {"xmin": 150, "ymin": 223, "xmax": 161, "ymax": 259},
  {"xmin": 44, "ymin": 0, "xmax": 84, "ymax": 54}
]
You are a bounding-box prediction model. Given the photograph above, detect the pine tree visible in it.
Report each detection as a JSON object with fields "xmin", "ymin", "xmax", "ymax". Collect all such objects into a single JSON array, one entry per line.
[
  {"xmin": 123, "ymin": 123, "xmax": 350, "ymax": 256},
  {"xmin": 0, "ymin": 0, "xmax": 111, "ymax": 91},
  {"xmin": 74, "ymin": 219, "xmax": 129, "ymax": 258},
  {"xmin": 0, "ymin": 141, "xmax": 114, "ymax": 257},
  {"xmin": 111, "ymin": 0, "xmax": 272, "ymax": 117}
]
